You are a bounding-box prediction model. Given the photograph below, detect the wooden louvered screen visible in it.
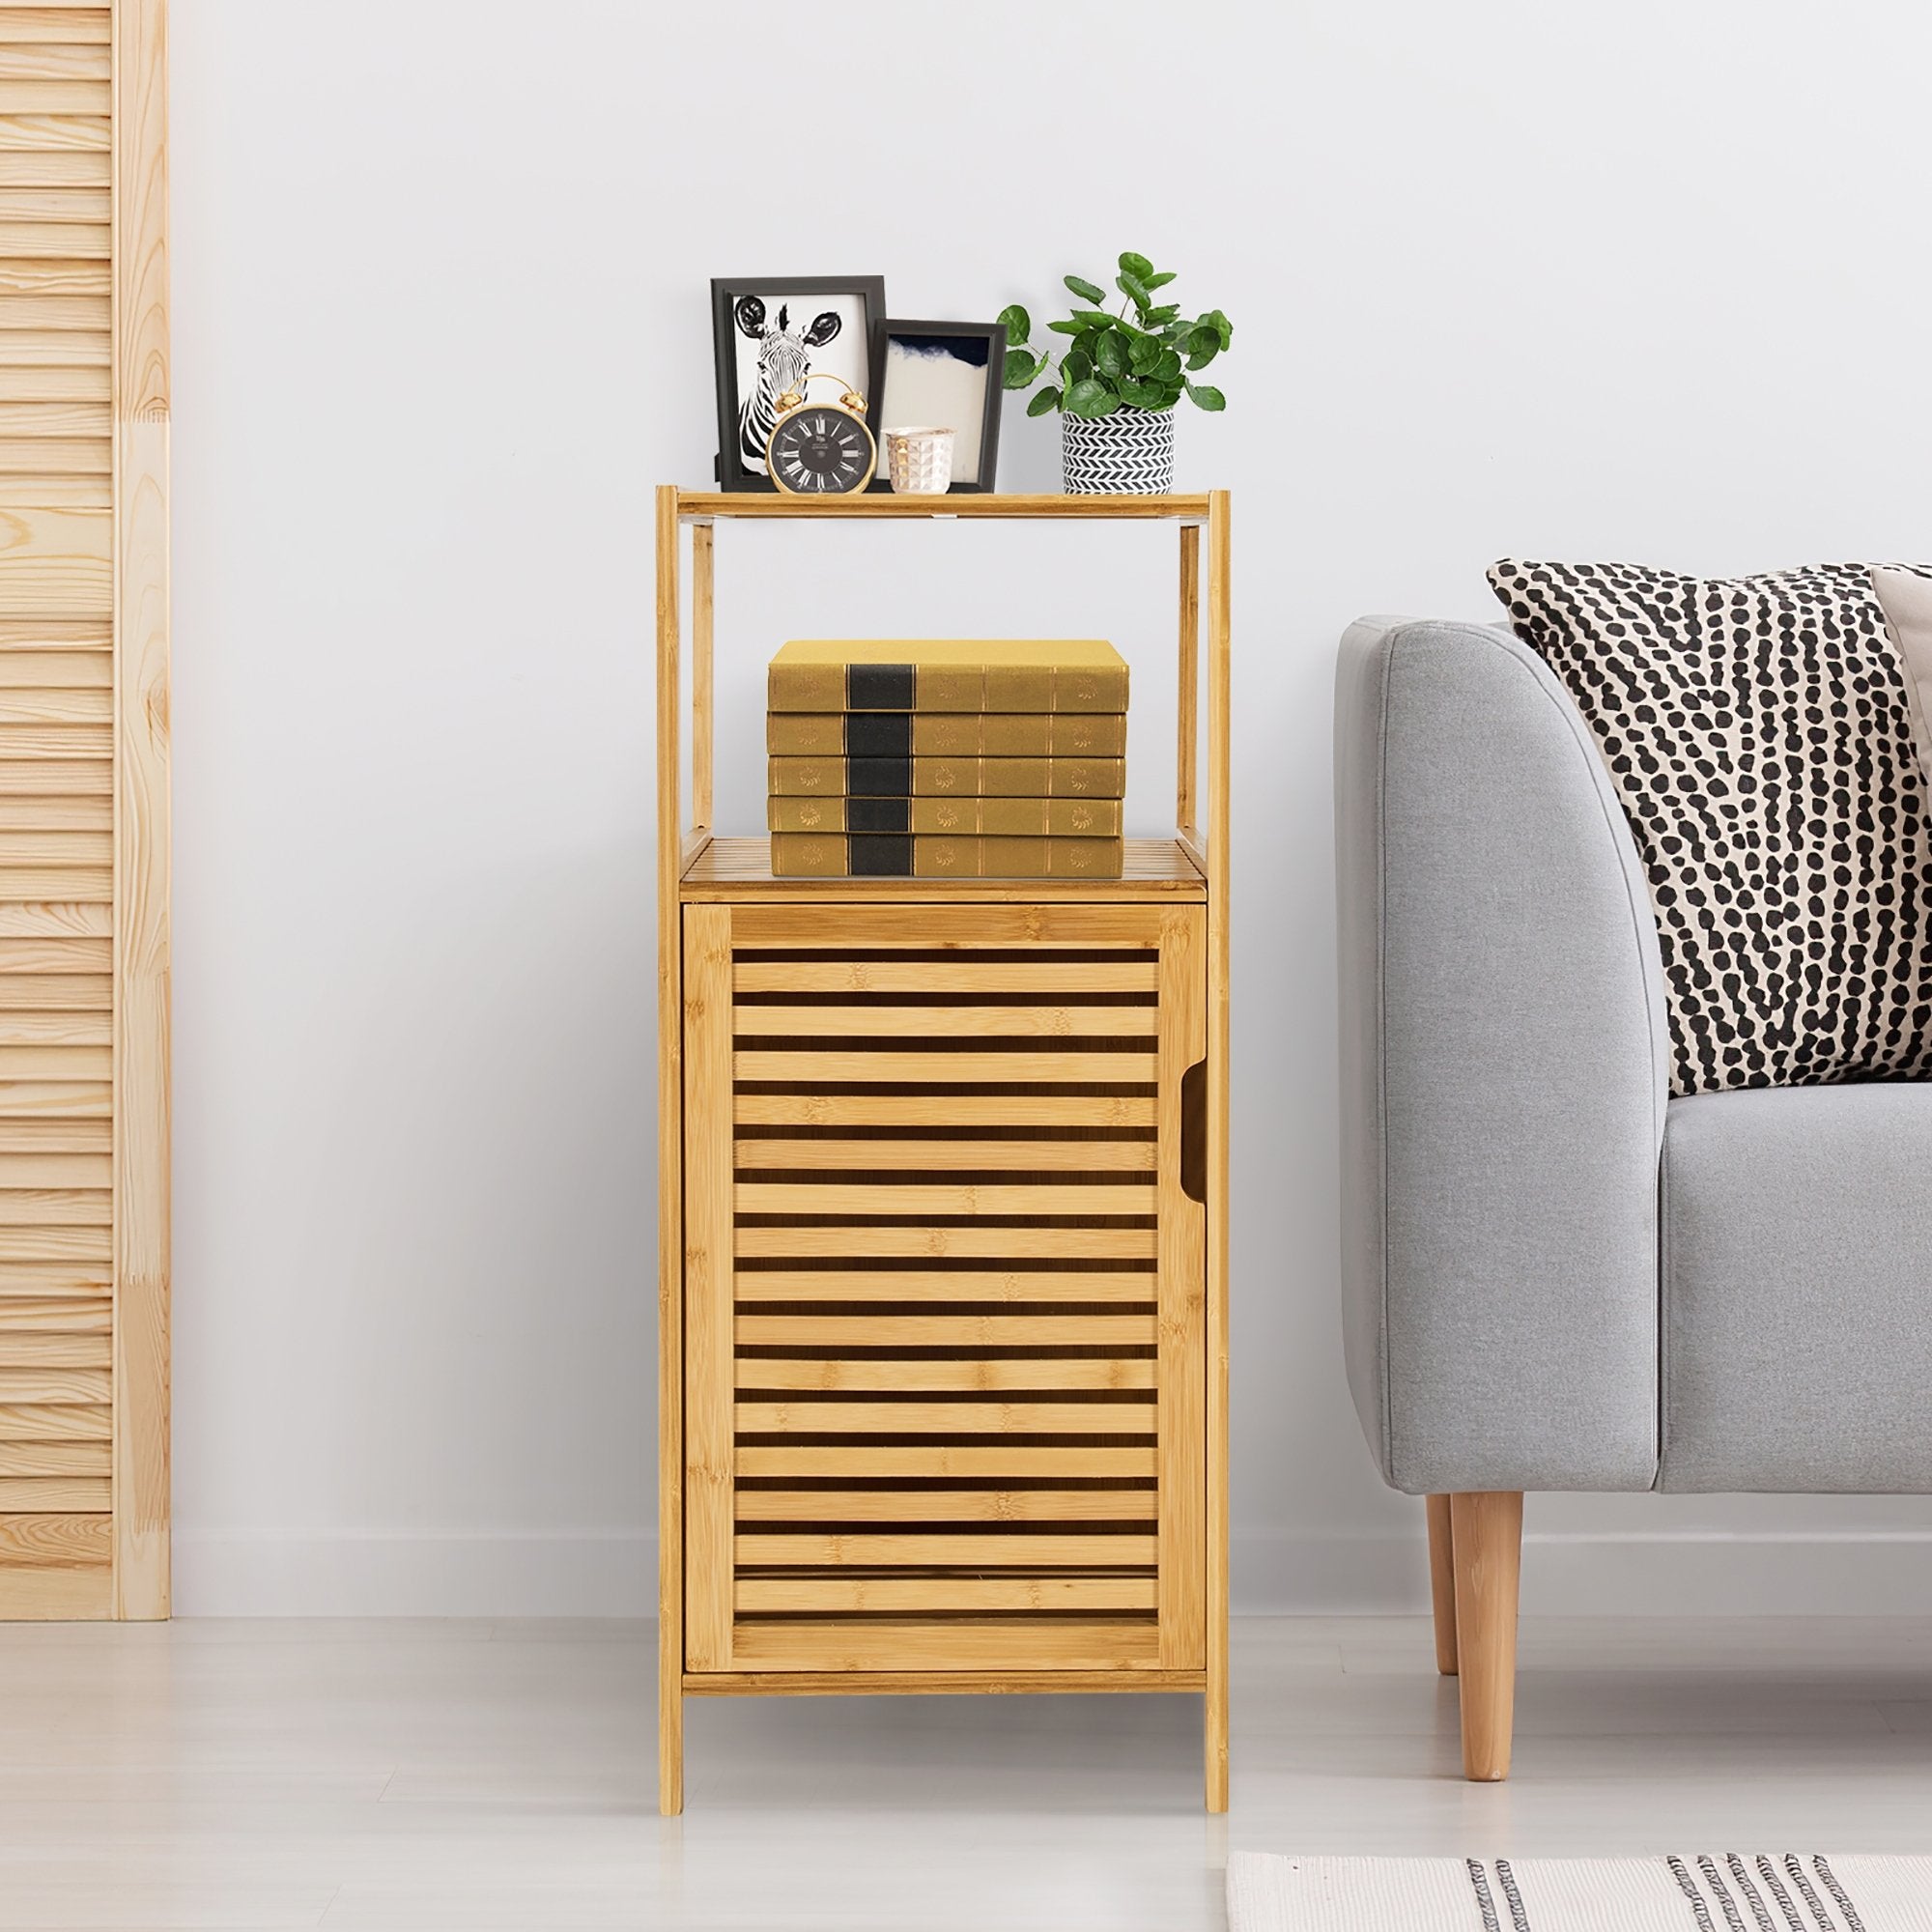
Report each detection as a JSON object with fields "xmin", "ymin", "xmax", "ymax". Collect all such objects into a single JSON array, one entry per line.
[
  {"xmin": 0, "ymin": 0, "xmax": 168, "ymax": 1620},
  {"xmin": 682, "ymin": 903, "xmax": 1206, "ymax": 1675}
]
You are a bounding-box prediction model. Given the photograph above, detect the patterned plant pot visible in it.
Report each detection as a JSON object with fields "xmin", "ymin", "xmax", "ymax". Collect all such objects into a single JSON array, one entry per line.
[{"xmin": 1061, "ymin": 408, "xmax": 1177, "ymax": 495}]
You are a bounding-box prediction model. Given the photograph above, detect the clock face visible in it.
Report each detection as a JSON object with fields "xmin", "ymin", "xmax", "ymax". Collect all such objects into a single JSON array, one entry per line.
[{"xmin": 769, "ymin": 407, "xmax": 873, "ymax": 494}]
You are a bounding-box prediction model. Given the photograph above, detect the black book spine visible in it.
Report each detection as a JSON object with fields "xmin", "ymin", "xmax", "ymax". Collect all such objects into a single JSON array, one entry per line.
[
  {"xmin": 846, "ymin": 796, "xmax": 909, "ymax": 834},
  {"xmin": 846, "ymin": 834, "xmax": 913, "ymax": 875}
]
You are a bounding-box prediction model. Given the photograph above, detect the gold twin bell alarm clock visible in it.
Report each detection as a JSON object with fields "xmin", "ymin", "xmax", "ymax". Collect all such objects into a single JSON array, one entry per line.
[{"xmin": 766, "ymin": 371, "xmax": 876, "ymax": 496}]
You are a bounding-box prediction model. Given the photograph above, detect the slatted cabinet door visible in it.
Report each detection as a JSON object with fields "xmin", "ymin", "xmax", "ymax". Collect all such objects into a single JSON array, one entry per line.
[
  {"xmin": 0, "ymin": 0, "xmax": 169, "ymax": 1620},
  {"xmin": 682, "ymin": 903, "xmax": 1206, "ymax": 1677}
]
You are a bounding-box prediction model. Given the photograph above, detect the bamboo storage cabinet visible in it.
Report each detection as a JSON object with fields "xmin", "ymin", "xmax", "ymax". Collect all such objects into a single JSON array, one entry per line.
[{"xmin": 656, "ymin": 488, "xmax": 1228, "ymax": 1811}]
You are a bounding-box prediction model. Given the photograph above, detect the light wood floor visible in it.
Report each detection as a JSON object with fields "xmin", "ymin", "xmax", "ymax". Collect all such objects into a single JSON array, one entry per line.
[{"xmin": 0, "ymin": 1617, "xmax": 1929, "ymax": 1929}]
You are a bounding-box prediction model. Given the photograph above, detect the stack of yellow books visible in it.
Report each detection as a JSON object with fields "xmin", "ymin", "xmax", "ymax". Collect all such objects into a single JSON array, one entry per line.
[{"xmin": 766, "ymin": 640, "xmax": 1129, "ymax": 879}]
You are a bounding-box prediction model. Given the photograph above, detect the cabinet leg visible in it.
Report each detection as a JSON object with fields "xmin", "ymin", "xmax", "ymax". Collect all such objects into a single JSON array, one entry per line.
[
  {"xmin": 1426, "ymin": 1493, "xmax": 1459, "ymax": 1676},
  {"xmin": 1449, "ymin": 1491, "xmax": 1522, "ymax": 1782},
  {"xmin": 660, "ymin": 1637, "xmax": 683, "ymax": 1815},
  {"xmin": 1205, "ymin": 1679, "xmax": 1228, "ymax": 1812}
]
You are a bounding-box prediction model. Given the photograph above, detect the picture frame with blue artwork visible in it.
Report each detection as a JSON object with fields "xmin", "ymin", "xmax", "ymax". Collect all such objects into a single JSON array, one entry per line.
[{"xmin": 867, "ymin": 319, "xmax": 1007, "ymax": 493}]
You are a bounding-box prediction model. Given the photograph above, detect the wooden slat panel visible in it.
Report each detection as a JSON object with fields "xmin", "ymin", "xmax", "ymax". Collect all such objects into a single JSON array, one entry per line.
[
  {"xmin": 0, "ymin": 1473, "xmax": 102, "ymax": 1509},
  {"xmin": 0, "ymin": 161, "xmax": 106, "ymax": 195},
  {"xmin": 730, "ymin": 907, "xmax": 1167, "ymax": 947},
  {"xmin": 738, "ymin": 1533, "xmax": 1158, "ymax": 1568},
  {"xmin": 726, "ymin": 1618, "xmax": 1161, "ymax": 1672},
  {"xmin": 0, "ymin": 294, "xmax": 106, "ymax": 328},
  {"xmin": 734, "ymin": 1490, "xmax": 1157, "ymax": 1523},
  {"xmin": 0, "ymin": 728, "xmax": 112, "ymax": 761},
  {"xmin": 0, "ymin": 865, "xmax": 111, "ymax": 896},
  {"xmin": 0, "ymin": 1508, "xmax": 105, "ymax": 1564},
  {"xmin": 735, "ymin": 1048, "xmax": 1156, "ymax": 1084},
  {"xmin": 735, "ymin": 1357, "xmax": 1155, "ymax": 1394},
  {"xmin": 0, "ymin": 185, "xmax": 109, "ymax": 221},
  {"xmin": 0, "ymin": 648, "xmax": 110, "ymax": 683},
  {"xmin": 0, "ymin": 934, "xmax": 108, "ymax": 969},
  {"xmin": 736, "ymin": 1576, "xmax": 1157, "ymax": 1613},
  {"xmin": 736, "ymin": 1315, "xmax": 1155, "ymax": 1348},
  {"xmin": 0, "ymin": 359, "xmax": 105, "ymax": 397},
  {"xmin": 0, "ymin": 395, "xmax": 105, "ymax": 428},
  {"xmin": 0, "ymin": 1184, "xmax": 107, "ymax": 1219},
  {"xmin": 0, "ymin": 1224, "xmax": 110, "ymax": 1259},
  {"xmin": 0, "ymin": 43, "xmax": 110, "ymax": 78},
  {"xmin": 734, "ymin": 1270, "xmax": 1155, "ymax": 1304},
  {"xmin": 737, "ymin": 1004, "xmax": 1157, "ymax": 1039},
  {"xmin": 0, "ymin": 1261, "xmax": 109, "ymax": 1293},
  {"xmin": 0, "ymin": 1079, "xmax": 110, "ymax": 1115},
  {"xmin": 736, "ymin": 1094, "xmax": 1157, "ymax": 1128},
  {"xmin": 0, "ymin": 1041, "xmax": 103, "ymax": 1075},
  {"xmin": 0, "ymin": 1363, "xmax": 106, "ymax": 1401},
  {"xmin": 0, "ymin": 1398, "xmax": 106, "ymax": 1436},
  {"xmin": 735, "ymin": 959, "xmax": 1160, "ymax": 994},
  {"xmin": 0, "ymin": 80, "xmax": 109, "ymax": 113},
  {"xmin": 0, "ymin": 219, "xmax": 105, "ymax": 255},
  {"xmin": 0, "ymin": 1151, "xmax": 105, "ymax": 1184},
  {"xmin": 0, "ymin": 434, "xmax": 108, "ymax": 470},
  {"xmin": 736, "ymin": 1224, "xmax": 1156, "ymax": 1261},
  {"xmin": 0, "ymin": 970, "xmax": 107, "ymax": 1006},
  {"xmin": 0, "ymin": 1434, "xmax": 102, "ymax": 1472},
  {"xmin": 736, "ymin": 1445, "xmax": 1157, "ymax": 1478},
  {"xmin": 735, "ymin": 1399, "xmax": 1155, "ymax": 1435},
  {"xmin": 0, "ymin": 756, "xmax": 110, "ymax": 787},
  {"xmin": 682, "ymin": 907, "xmax": 734, "ymax": 1671},
  {"xmin": 0, "ymin": 1317, "xmax": 105, "ymax": 1357},
  {"xmin": 735, "ymin": 1138, "xmax": 1157, "ymax": 1172},
  {"xmin": 689, "ymin": 1668, "xmax": 1206, "ymax": 1696},
  {"xmin": 0, "ymin": 795, "xmax": 108, "ymax": 829},
  {"xmin": 0, "ymin": 471, "xmax": 105, "ymax": 504},
  {"xmin": 0, "ymin": 14, "xmax": 111, "ymax": 47},
  {"xmin": 0, "ymin": 1013, "xmax": 109, "ymax": 1043},
  {"xmin": 0, "ymin": 1292, "xmax": 106, "ymax": 1322},
  {"xmin": 0, "ymin": 688, "xmax": 112, "ymax": 723},
  {"xmin": 0, "ymin": 115, "xmax": 108, "ymax": 152},
  {"xmin": 735, "ymin": 1180, "xmax": 1154, "ymax": 1219}
]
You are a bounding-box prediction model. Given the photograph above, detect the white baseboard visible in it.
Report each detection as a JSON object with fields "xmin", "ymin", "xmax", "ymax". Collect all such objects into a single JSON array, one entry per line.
[
  {"xmin": 174, "ymin": 1526, "xmax": 1932, "ymax": 1618},
  {"xmin": 174, "ymin": 1529, "xmax": 653, "ymax": 1617}
]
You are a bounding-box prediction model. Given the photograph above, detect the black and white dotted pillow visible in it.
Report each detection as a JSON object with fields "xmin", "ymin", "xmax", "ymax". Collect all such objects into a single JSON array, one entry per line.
[{"xmin": 1489, "ymin": 559, "xmax": 1932, "ymax": 1096}]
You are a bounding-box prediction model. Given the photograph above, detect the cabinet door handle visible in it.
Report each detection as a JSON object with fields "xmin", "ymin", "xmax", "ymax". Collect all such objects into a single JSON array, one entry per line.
[{"xmin": 1179, "ymin": 1058, "xmax": 1208, "ymax": 1205}]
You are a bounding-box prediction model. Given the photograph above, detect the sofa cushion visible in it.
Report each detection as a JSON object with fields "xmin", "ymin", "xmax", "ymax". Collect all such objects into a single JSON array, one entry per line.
[
  {"xmin": 1489, "ymin": 559, "xmax": 1932, "ymax": 1097},
  {"xmin": 1661, "ymin": 1082, "xmax": 1932, "ymax": 1492}
]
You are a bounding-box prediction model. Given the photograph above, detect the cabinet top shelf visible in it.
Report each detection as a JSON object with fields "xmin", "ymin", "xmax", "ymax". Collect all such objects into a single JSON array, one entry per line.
[{"xmin": 672, "ymin": 490, "xmax": 1214, "ymax": 524}]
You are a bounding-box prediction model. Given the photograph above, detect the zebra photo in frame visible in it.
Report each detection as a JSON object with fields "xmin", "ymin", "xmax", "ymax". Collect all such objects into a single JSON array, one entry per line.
[{"xmin": 710, "ymin": 276, "xmax": 887, "ymax": 492}]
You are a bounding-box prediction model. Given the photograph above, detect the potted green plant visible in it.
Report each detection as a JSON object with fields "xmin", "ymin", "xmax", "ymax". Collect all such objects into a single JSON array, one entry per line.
[{"xmin": 999, "ymin": 253, "xmax": 1231, "ymax": 495}]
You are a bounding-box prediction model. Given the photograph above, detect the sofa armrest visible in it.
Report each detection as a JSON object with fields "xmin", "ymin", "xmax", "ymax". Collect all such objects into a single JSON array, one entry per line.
[{"xmin": 1336, "ymin": 617, "xmax": 1668, "ymax": 1494}]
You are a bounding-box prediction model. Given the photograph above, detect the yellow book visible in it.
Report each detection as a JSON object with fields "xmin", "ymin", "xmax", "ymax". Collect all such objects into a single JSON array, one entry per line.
[
  {"xmin": 768, "ymin": 755, "xmax": 1124, "ymax": 799},
  {"xmin": 768, "ymin": 639, "xmax": 1129, "ymax": 713},
  {"xmin": 769, "ymin": 834, "xmax": 1124, "ymax": 879},
  {"xmin": 767, "ymin": 795, "xmax": 1123, "ymax": 838},
  {"xmin": 767, "ymin": 712, "xmax": 1128, "ymax": 758}
]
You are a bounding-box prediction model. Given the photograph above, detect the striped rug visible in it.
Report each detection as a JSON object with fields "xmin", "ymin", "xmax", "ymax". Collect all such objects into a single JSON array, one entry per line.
[{"xmin": 1226, "ymin": 1854, "xmax": 1932, "ymax": 1931}]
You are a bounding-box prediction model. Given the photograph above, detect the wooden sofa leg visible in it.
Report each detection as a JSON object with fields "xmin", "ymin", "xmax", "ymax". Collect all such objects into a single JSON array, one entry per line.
[
  {"xmin": 1425, "ymin": 1494, "xmax": 1459, "ymax": 1675},
  {"xmin": 1449, "ymin": 1491, "xmax": 1522, "ymax": 1781}
]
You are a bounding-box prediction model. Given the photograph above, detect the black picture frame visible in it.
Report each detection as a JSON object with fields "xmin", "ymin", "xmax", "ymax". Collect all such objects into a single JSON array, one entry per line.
[
  {"xmin": 710, "ymin": 275, "xmax": 887, "ymax": 494},
  {"xmin": 866, "ymin": 319, "xmax": 1008, "ymax": 494}
]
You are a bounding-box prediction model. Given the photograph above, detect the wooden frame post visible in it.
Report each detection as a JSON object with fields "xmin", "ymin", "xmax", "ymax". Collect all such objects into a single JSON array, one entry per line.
[{"xmin": 655, "ymin": 485, "xmax": 684, "ymax": 1813}]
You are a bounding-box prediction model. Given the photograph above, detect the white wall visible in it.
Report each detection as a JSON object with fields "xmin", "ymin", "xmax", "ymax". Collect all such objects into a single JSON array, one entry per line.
[{"xmin": 170, "ymin": 0, "xmax": 1932, "ymax": 1613}]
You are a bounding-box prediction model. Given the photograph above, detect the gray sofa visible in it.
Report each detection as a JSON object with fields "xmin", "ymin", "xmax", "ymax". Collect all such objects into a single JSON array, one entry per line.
[{"xmin": 1336, "ymin": 616, "xmax": 1932, "ymax": 1780}]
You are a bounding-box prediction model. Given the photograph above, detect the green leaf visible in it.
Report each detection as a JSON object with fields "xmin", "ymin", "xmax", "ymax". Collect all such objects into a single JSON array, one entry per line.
[
  {"xmin": 1117, "ymin": 271, "xmax": 1151, "ymax": 310},
  {"xmin": 1064, "ymin": 273, "xmax": 1106, "ymax": 303},
  {"xmin": 1094, "ymin": 330, "xmax": 1126, "ymax": 379},
  {"xmin": 1070, "ymin": 308, "xmax": 1117, "ymax": 329},
  {"xmin": 1063, "ymin": 346, "xmax": 1094, "ymax": 385},
  {"xmin": 1118, "ymin": 250, "xmax": 1153, "ymax": 279},
  {"xmin": 995, "ymin": 302, "xmax": 1031, "ymax": 349},
  {"xmin": 1185, "ymin": 340, "xmax": 1219, "ymax": 372},
  {"xmin": 1001, "ymin": 348, "xmax": 1038, "ymax": 389},
  {"xmin": 1116, "ymin": 376, "xmax": 1162, "ymax": 409},
  {"xmin": 1046, "ymin": 318, "xmax": 1084, "ymax": 335},
  {"xmin": 1145, "ymin": 270, "xmax": 1177, "ymax": 289},
  {"xmin": 1207, "ymin": 307, "xmax": 1233, "ymax": 349},
  {"xmin": 1185, "ymin": 379, "xmax": 1225, "ymax": 411},
  {"xmin": 1027, "ymin": 385, "xmax": 1062, "ymax": 417},
  {"xmin": 1128, "ymin": 334, "xmax": 1162, "ymax": 374},
  {"xmin": 1065, "ymin": 377, "xmax": 1120, "ymax": 418},
  {"xmin": 1151, "ymin": 382, "xmax": 1184, "ymax": 410},
  {"xmin": 1145, "ymin": 303, "xmax": 1179, "ymax": 325},
  {"xmin": 1154, "ymin": 349, "xmax": 1182, "ymax": 383}
]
